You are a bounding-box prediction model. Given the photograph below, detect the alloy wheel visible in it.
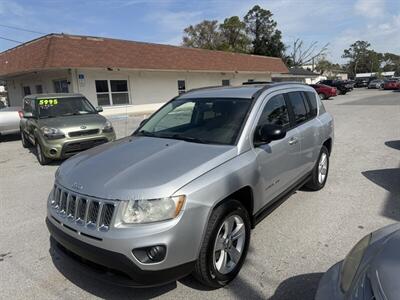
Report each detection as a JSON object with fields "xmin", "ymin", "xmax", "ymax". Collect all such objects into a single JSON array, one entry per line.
[
  {"xmin": 318, "ymin": 152, "xmax": 328, "ymax": 184},
  {"xmin": 213, "ymin": 215, "xmax": 246, "ymax": 275}
]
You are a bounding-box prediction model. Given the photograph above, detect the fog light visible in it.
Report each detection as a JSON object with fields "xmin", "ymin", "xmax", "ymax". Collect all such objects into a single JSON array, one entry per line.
[
  {"xmin": 132, "ymin": 245, "xmax": 166, "ymax": 263},
  {"xmin": 49, "ymin": 149, "xmax": 57, "ymax": 155}
]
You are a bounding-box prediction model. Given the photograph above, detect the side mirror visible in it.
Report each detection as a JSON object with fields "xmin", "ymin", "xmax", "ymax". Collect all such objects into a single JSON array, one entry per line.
[
  {"xmin": 254, "ymin": 124, "xmax": 286, "ymax": 146},
  {"xmin": 23, "ymin": 112, "xmax": 34, "ymax": 119},
  {"xmin": 96, "ymin": 106, "xmax": 103, "ymax": 112},
  {"xmin": 140, "ymin": 118, "xmax": 148, "ymax": 127}
]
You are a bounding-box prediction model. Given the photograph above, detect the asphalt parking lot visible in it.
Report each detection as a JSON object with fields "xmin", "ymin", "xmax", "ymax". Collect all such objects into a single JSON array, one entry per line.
[{"xmin": 0, "ymin": 89, "xmax": 399, "ymax": 299}]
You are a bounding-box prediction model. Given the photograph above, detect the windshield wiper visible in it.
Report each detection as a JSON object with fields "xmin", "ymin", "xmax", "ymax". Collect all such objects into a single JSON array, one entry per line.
[
  {"xmin": 135, "ymin": 130, "xmax": 157, "ymax": 137},
  {"xmin": 170, "ymin": 134, "xmax": 210, "ymax": 144}
]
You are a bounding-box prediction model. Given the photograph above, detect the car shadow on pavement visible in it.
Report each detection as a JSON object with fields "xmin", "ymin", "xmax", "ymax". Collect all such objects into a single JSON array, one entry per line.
[
  {"xmin": 362, "ymin": 167, "xmax": 400, "ymax": 221},
  {"xmin": 0, "ymin": 133, "xmax": 20, "ymax": 142},
  {"xmin": 385, "ymin": 140, "xmax": 400, "ymax": 151},
  {"xmin": 270, "ymin": 272, "xmax": 323, "ymax": 300},
  {"xmin": 49, "ymin": 238, "xmax": 177, "ymax": 299}
]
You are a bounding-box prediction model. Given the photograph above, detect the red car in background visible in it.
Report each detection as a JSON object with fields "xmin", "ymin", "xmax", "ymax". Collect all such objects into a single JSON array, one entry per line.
[
  {"xmin": 383, "ymin": 79, "xmax": 400, "ymax": 90},
  {"xmin": 310, "ymin": 84, "xmax": 337, "ymax": 100}
]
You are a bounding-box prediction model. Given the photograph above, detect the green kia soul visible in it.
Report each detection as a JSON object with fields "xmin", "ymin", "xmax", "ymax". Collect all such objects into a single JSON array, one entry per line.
[{"xmin": 20, "ymin": 93, "xmax": 116, "ymax": 165}]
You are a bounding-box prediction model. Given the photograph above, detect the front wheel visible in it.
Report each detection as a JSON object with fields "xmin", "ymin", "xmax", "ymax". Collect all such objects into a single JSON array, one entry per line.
[
  {"xmin": 21, "ymin": 130, "xmax": 30, "ymax": 148},
  {"xmin": 305, "ymin": 145, "xmax": 329, "ymax": 191},
  {"xmin": 36, "ymin": 141, "xmax": 51, "ymax": 165},
  {"xmin": 193, "ymin": 200, "xmax": 251, "ymax": 288},
  {"xmin": 318, "ymin": 93, "xmax": 326, "ymax": 100}
]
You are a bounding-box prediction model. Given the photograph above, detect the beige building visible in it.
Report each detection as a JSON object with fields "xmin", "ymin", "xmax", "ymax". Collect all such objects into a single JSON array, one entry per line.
[{"xmin": 0, "ymin": 34, "xmax": 288, "ymax": 113}]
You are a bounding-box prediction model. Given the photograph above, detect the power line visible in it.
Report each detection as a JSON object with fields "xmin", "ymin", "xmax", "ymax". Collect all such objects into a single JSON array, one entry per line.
[
  {"xmin": 0, "ymin": 24, "xmax": 46, "ymax": 35},
  {"xmin": 0, "ymin": 36, "xmax": 22, "ymax": 44}
]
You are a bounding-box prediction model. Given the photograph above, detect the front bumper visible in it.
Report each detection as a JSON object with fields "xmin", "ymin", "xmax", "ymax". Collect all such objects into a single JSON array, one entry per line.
[
  {"xmin": 315, "ymin": 262, "xmax": 344, "ymax": 300},
  {"xmin": 39, "ymin": 131, "xmax": 116, "ymax": 159},
  {"xmin": 46, "ymin": 217, "xmax": 195, "ymax": 286}
]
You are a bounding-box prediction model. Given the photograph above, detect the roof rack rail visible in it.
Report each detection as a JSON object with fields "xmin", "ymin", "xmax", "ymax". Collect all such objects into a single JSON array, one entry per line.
[
  {"xmin": 242, "ymin": 81, "xmax": 272, "ymax": 85},
  {"xmin": 183, "ymin": 85, "xmax": 224, "ymax": 95}
]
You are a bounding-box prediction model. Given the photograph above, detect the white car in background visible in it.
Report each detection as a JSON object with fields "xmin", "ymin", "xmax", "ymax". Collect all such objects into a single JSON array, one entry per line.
[{"xmin": 0, "ymin": 106, "xmax": 22, "ymax": 136}]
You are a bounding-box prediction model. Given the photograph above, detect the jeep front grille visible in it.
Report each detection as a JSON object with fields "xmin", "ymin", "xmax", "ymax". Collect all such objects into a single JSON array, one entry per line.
[{"xmin": 51, "ymin": 184, "xmax": 117, "ymax": 231}]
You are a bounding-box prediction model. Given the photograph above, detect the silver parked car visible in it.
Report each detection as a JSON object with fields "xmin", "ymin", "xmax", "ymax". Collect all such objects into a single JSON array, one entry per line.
[
  {"xmin": 0, "ymin": 106, "xmax": 21, "ymax": 136},
  {"xmin": 367, "ymin": 79, "xmax": 384, "ymax": 89},
  {"xmin": 316, "ymin": 223, "xmax": 400, "ymax": 300},
  {"xmin": 46, "ymin": 83, "xmax": 334, "ymax": 287}
]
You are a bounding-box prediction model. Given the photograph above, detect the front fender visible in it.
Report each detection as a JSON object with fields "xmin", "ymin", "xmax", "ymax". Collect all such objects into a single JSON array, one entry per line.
[{"xmin": 173, "ymin": 150, "xmax": 259, "ymax": 257}]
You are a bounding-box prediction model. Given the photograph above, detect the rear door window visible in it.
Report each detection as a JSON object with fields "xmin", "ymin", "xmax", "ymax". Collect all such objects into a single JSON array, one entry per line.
[
  {"xmin": 305, "ymin": 91, "xmax": 318, "ymax": 117},
  {"xmin": 286, "ymin": 92, "xmax": 308, "ymax": 125}
]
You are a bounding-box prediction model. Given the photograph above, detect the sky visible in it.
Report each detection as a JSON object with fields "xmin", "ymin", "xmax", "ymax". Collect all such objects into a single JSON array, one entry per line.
[{"xmin": 0, "ymin": 0, "xmax": 399, "ymax": 63}]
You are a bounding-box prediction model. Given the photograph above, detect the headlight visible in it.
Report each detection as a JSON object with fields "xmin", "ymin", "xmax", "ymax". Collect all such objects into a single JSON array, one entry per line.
[
  {"xmin": 122, "ymin": 195, "xmax": 186, "ymax": 224},
  {"xmin": 102, "ymin": 120, "xmax": 114, "ymax": 133},
  {"xmin": 41, "ymin": 127, "xmax": 65, "ymax": 139},
  {"xmin": 340, "ymin": 233, "xmax": 371, "ymax": 292}
]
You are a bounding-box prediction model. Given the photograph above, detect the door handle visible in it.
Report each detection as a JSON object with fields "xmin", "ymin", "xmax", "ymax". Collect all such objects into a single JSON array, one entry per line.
[{"xmin": 288, "ymin": 137, "xmax": 298, "ymax": 145}]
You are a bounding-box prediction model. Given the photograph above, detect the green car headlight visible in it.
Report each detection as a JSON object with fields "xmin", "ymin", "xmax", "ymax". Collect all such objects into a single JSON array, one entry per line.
[
  {"xmin": 41, "ymin": 127, "xmax": 65, "ymax": 139},
  {"xmin": 340, "ymin": 233, "xmax": 371, "ymax": 293},
  {"xmin": 102, "ymin": 120, "xmax": 114, "ymax": 133}
]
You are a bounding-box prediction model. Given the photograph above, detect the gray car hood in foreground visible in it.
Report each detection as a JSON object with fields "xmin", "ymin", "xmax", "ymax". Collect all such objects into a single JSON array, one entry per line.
[
  {"xmin": 57, "ymin": 136, "xmax": 237, "ymax": 200},
  {"xmin": 368, "ymin": 229, "xmax": 400, "ymax": 300}
]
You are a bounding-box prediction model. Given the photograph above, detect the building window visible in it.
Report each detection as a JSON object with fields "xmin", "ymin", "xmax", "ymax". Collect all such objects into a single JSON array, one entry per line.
[
  {"xmin": 178, "ymin": 80, "xmax": 186, "ymax": 94},
  {"xmin": 23, "ymin": 86, "xmax": 31, "ymax": 96},
  {"xmin": 95, "ymin": 80, "xmax": 110, "ymax": 106},
  {"xmin": 247, "ymin": 79, "xmax": 255, "ymax": 83},
  {"xmin": 95, "ymin": 79, "xmax": 129, "ymax": 106},
  {"xmin": 222, "ymin": 79, "xmax": 230, "ymax": 86},
  {"xmin": 35, "ymin": 85, "xmax": 43, "ymax": 94},
  {"xmin": 53, "ymin": 79, "xmax": 69, "ymax": 93}
]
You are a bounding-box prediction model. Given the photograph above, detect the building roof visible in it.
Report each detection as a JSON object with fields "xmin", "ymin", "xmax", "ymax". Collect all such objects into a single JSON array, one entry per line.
[
  {"xmin": 0, "ymin": 33, "xmax": 288, "ymax": 77},
  {"xmin": 289, "ymin": 67, "xmax": 319, "ymax": 77}
]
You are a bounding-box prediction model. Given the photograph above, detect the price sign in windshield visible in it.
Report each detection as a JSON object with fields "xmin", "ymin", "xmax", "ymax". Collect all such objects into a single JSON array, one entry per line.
[{"xmin": 38, "ymin": 99, "xmax": 58, "ymax": 109}]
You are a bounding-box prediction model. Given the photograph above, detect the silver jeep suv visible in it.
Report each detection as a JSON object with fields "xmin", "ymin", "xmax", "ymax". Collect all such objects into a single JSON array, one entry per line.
[{"xmin": 46, "ymin": 83, "xmax": 334, "ymax": 288}]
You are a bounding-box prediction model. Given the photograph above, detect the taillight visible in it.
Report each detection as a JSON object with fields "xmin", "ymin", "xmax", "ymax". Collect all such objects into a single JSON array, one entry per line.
[{"xmin": 18, "ymin": 111, "xmax": 23, "ymax": 118}]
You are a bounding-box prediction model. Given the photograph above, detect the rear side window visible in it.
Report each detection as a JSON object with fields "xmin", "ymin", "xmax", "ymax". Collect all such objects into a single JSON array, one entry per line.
[
  {"xmin": 258, "ymin": 94, "xmax": 290, "ymax": 129},
  {"xmin": 287, "ymin": 92, "xmax": 307, "ymax": 125},
  {"xmin": 305, "ymin": 91, "xmax": 318, "ymax": 117}
]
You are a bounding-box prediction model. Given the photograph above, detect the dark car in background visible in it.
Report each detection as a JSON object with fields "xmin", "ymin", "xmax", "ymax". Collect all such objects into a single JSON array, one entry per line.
[
  {"xmin": 318, "ymin": 80, "xmax": 352, "ymax": 95},
  {"xmin": 355, "ymin": 77, "xmax": 377, "ymax": 88},
  {"xmin": 310, "ymin": 84, "xmax": 337, "ymax": 100},
  {"xmin": 383, "ymin": 78, "xmax": 400, "ymax": 90}
]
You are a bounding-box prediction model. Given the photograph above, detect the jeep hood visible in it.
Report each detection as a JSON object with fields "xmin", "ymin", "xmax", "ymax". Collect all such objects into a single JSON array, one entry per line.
[
  {"xmin": 38, "ymin": 113, "xmax": 107, "ymax": 129},
  {"xmin": 56, "ymin": 136, "xmax": 237, "ymax": 200}
]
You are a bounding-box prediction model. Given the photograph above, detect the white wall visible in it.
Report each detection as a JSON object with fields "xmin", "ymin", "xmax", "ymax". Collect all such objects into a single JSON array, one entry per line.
[
  {"xmin": 6, "ymin": 68, "xmax": 272, "ymax": 108},
  {"xmin": 6, "ymin": 69, "xmax": 71, "ymax": 106},
  {"xmin": 74, "ymin": 68, "xmax": 271, "ymax": 107}
]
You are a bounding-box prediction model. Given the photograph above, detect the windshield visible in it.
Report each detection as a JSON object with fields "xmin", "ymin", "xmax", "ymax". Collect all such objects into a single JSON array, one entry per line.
[
  {"xmin": 135, "ymin": 98, "xmax": 252, "ymax": 145},
  {"xmin": 37, "ymin": 97, "xmax": 96, "ymax": 118}
]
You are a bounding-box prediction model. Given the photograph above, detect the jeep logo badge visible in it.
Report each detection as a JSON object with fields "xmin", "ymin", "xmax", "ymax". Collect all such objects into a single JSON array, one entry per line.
[
  {"xmin": 72, "ymin": 182, "xmax": 83, "ymax": 190},
  {"xmin": 80, "ymin": 125, "xmax": 87, "ymax": 129}
]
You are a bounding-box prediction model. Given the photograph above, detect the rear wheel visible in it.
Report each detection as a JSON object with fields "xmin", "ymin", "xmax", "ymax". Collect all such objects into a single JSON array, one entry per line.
[
  {"xmin": 193, "ymin": 200, "xmax": 251, "ymax": 288},
  {"xmin": 305, "ymin": 145, "xmax": 329, "ymax": 191},
  {"xmin": 36, "ymin": 140, "xmax": 51, "ymax": 165},
  {"xmin": 318, "ymin": 93, "xmax": 326, "ymax": 100}
]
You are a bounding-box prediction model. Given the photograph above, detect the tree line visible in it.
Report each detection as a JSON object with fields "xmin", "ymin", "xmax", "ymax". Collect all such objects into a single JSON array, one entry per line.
[{"xmin": 182, "ymin": 5, "xmax": 400, "ymax": 78}]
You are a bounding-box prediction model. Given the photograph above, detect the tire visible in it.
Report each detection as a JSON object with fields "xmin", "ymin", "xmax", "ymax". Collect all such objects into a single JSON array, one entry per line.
[
  {"xmin": 36, "ymin": 140, "xmax": 51, "ymax": 165},
  {"xmin": 193, "ymin": 200, "xmax": 251, "ymax": 288},
  {"xmin": 305, "ymin": 145, "xmax": 329, "ymax": 191},
  {"xmin": 21, "ymin": 130, "xmax": 30, "ymax": 148},
  {"xmin": 318, "ymin": 93, "xmax": 326, "ymax": 100}
]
